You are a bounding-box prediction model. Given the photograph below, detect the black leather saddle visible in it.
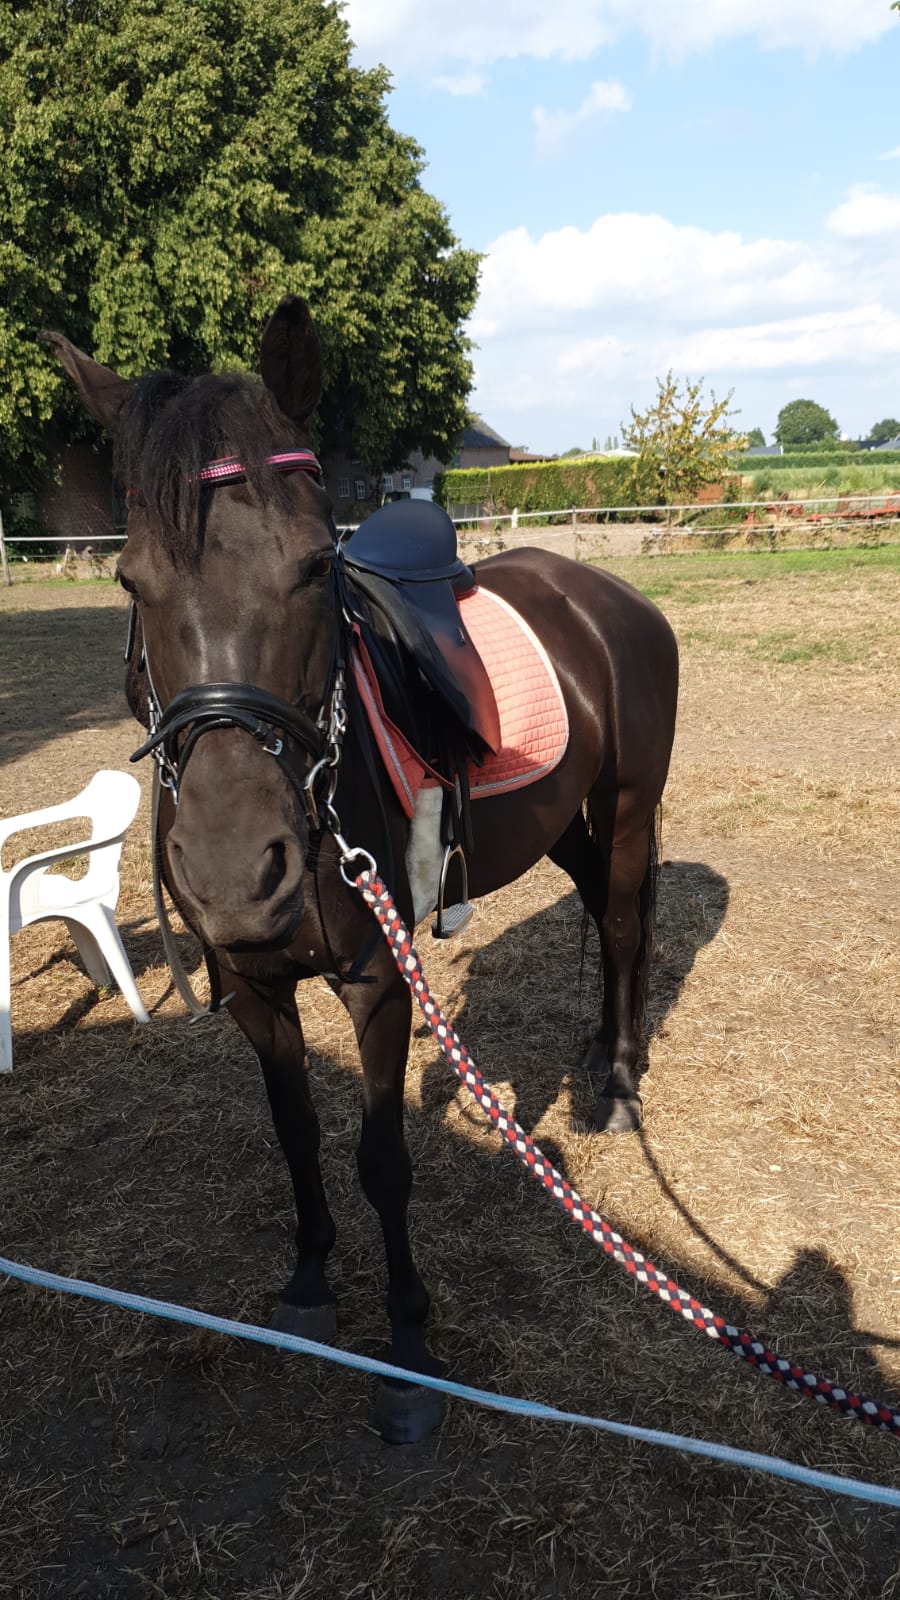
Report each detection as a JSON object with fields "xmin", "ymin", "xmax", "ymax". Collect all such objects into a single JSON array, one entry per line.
[{"xmin": 340, "ymin": 500, "xmax": 501, "ymax": 759}]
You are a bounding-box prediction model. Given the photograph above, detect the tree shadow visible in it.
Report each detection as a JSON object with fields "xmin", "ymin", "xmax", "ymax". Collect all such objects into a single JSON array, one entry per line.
[
  {"xmin": 0, "ymin": 604, "xmax": 127, "ymax": 763},
  {"xmin": 419, "ymin": 859, "xmax": 729, "ymax": 1151}
]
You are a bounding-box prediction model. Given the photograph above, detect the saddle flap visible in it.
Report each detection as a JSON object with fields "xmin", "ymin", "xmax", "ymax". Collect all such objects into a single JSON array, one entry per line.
[{"xmin": 342, "ymin": 567, "xmax": 502, "ymax": 756}]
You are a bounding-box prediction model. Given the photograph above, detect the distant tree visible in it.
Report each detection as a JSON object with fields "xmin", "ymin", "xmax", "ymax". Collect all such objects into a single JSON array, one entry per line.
[
  {"xmin": 774, "ymin": 400, "xmax": 839, "ymax": 447},
  {"xmin": 560, "ymin": 446, "xmax": 588, "ymax": 457},
  {"xmin": 0, "ymin": 0, "xmax": 480, "ymax": 499},
  {"xmin": 867, "ymin": 418, "xmax": 900, "ymax": 444},
  {"xmin": 603, "ymin": 433, "xmax": 619, "ymax": 452},
  {"xmin": 746, "ymin": 427, "xmax": 766, "ymax": 448},
  {"xmin": 621, "ymin": 372, "xmax": 746, "ymax": 504}
]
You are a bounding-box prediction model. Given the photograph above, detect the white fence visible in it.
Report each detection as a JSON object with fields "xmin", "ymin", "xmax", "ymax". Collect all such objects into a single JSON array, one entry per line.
[
  {"xmin": 3, "ymin": 493, "xmax": 899, "ymax": 586},
  {"xmin": 447, "ymin": 492, "xmax": 900, "ymax": 528}
]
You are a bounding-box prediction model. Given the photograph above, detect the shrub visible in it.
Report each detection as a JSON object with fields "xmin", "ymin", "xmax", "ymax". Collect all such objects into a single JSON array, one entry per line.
[{"xmin": 436, "ymin": 455, "xmax": 708, "ymax": 516}]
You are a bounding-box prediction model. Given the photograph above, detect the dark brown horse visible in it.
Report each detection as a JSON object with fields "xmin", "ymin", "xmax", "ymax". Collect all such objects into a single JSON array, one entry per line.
[{"xmin": 45, "ymin": 297, "xmax": 678, "ymax": 1440}]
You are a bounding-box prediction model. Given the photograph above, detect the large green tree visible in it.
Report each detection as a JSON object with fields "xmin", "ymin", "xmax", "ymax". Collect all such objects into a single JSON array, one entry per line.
[
  {"xmin": 0, "ymin": 0, "xmax": 480, "ymax": 497},
  {"xmin": 774, "ymin": 399, "xmax": 839, "ymax": 447},
  {"xmin": 867, "ymin": 417, "xmax": 900, "ymax": 444},
  {"xmin": 621, "ymin": 372, "xmax": 746, "ymax": 505}
]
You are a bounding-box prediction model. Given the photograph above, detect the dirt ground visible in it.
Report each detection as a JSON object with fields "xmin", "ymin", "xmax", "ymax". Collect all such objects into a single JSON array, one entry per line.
[{"xmin": 1, "ymin": 548, "xmax": 898, "ymax": 1599}]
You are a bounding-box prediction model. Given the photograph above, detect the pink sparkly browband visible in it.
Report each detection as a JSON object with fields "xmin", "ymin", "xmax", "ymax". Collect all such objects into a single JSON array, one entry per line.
[{"xmin": 197, "ymin": 450, "xmax": 323, "ymax": 484}]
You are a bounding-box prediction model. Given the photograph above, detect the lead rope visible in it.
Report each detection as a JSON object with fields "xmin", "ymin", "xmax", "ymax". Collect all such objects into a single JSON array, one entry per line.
[{"xmin": 343, "ymin": 861, "xmax": 900, "ymax": 1438}]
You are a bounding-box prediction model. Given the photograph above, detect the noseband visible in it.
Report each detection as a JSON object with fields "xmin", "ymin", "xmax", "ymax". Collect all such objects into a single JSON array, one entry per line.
[
  {"xmin": 127, "ymin": 449, "xmax": 343, "ymax": 824},
  {"xmin": 130, "ymin": 681, "xmax": 327, "ymax": 793}
]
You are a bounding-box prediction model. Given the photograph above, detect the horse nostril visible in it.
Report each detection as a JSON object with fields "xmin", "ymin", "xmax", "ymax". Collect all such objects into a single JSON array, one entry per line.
[{"xmin": 260, "ymin": 839, "xmax": 288, "ymax": 901}]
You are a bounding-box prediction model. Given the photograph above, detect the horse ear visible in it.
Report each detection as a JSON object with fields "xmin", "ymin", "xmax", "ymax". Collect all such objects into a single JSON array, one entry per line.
[
  {"xmin": 40, "ymin": 332, "xmax": 131, "ymax": 429},
  {"xmin": 260, "ymin": 295, "xmax": 323, "ymax": 426}
]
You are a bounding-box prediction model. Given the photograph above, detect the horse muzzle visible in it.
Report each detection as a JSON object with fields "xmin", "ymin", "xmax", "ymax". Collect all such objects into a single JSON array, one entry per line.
[{"xmin": 165, "ymin": 808, "xmax": 307, "ymax": 950}]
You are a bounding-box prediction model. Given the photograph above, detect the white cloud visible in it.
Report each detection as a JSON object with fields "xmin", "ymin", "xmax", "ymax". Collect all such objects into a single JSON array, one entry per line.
[
  {"xmin": 827, "ymin": 184, "xmax": 900, "ymax": 237},
  {"xmin": 433, "ymin": 72, "xmax": 486, "ymax": 96},
  {"xmin": 878, "ymin": 146, "xmax": 900, "ymax": 160},
  {"xmin": 665, "ymin": 306, "xmax": 900, "ymax": 373},
  {"xmin": 344, "ymin": 0, "xmax": 613, "ymax": 72},
  {"xmin": 533, "ymin": 80, "xmax": 632, "ymax": 156},
  {"xmin": 466, "ymin": 190, "xmax": 900, "ymax": 444},
  {"xmin": 474, "ymin": 214, "xmax": 837, "ymax": 334},
  {"xmin": 343, "ymin": 0, "xmax": 896, "ymax": 74}
]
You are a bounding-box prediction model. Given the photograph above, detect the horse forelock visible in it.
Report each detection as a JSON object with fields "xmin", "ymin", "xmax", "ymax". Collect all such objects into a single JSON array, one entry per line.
[{"xmin": 113, "ymin": 370, "xmax": 301, "ymax": 564}]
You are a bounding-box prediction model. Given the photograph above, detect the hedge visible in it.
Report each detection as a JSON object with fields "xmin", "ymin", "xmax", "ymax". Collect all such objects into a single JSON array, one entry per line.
[
  {"xmin": 434, "ymin": 456, "xmax": 666, "ymax": 514},
  {"xmin": 738, "ymin": 451, "xmax": 900, "ymax": 470}
]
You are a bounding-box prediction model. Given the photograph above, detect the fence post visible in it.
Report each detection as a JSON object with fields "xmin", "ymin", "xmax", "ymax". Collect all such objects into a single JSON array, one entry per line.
[{"xmin": 0, "ymin": 506, "xmax": 10, "ymax": 587}]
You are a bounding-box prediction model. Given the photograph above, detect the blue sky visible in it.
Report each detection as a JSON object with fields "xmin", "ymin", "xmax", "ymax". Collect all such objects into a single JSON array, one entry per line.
[{"xmin": 344, "ymin": 0, "xmax": 900, "ymax": 452}]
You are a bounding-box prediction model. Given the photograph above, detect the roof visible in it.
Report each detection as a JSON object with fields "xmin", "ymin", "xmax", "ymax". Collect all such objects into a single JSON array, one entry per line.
[
  {"xmin": 461, "ymin": 417, "xmax": 511, "ymax": 451},
  {"xmin": 743, "ymin": 445, "xmax": 783, "ymax": 457}
]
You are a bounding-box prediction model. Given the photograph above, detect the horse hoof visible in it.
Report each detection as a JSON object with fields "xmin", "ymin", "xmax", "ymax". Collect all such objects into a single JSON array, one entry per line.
[
  {"xmin": 593, "ymin": 1094, "xmax": 642, "ymax": 1134},
  {"xmin": 271, "ymin": 1299, "xmax": 338, "ymax": 1343},
  {"xmin": 373, "ymin": 1379, "xmax": 446, "ymax": 1444}
]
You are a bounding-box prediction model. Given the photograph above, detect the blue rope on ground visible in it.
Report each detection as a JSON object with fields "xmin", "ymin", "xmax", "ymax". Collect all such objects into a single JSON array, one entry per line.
[{"xmin": 2, "ymin": 1254, "xmax": 898, "ymax": 1509}]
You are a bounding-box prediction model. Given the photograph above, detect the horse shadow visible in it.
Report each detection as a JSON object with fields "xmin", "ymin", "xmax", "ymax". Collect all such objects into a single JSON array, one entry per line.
[{"xmin": 418, "ymin": 858, "xmax": 729, "ymax": 1168}]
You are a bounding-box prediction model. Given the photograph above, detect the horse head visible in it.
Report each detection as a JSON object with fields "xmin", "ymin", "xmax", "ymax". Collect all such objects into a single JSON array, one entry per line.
[{"xmin": 45, "ymin": 298, "xmax": 338, "ymax": 950}]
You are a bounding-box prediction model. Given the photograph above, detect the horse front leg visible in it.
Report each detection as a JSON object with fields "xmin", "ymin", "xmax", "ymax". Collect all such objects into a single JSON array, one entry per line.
[
  {"xmin": 224, "ymin": 970, "xmax": 338, "ymax": 1339},
  {"xmin": 338, "ymin": 956, "xmax": 445, "ymax": 1443}
]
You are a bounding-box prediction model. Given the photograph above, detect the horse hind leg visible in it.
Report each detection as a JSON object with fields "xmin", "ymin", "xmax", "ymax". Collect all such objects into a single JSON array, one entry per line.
[{"xmin": 589, "ymin": 791, "xmax": 660, "ymax": 1133}]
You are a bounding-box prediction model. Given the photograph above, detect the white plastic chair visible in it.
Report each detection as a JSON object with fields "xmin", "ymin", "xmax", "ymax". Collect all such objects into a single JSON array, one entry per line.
[{"xmin": 0, "ymin": 769, "xmax": 150, "ymax": 1073}]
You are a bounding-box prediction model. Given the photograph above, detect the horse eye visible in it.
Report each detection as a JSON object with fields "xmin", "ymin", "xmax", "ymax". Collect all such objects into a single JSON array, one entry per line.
[{"xmin": 304, "ymin": 554, "xmax": 333, "ymax": 583}]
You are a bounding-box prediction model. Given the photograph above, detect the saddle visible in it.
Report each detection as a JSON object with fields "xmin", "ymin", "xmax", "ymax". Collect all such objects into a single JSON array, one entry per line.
[{"xmin": 339, "ymin": 500, "xmax": 501, "ymax": 781}]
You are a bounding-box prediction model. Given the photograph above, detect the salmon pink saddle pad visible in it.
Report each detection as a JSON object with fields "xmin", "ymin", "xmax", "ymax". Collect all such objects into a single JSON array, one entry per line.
[{"xmin": 352, "ymin": 584, "xmax": 570, "ymax": 818}]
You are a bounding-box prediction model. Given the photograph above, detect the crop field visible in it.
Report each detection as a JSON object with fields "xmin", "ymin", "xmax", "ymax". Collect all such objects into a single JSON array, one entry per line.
[
  {"xmin": 744, "ymin": 464, "xmax": 900, "ymax": 498},
  {"xmin": 1, "ymin": 547, "xmax": 898, "ymax": 1599}
]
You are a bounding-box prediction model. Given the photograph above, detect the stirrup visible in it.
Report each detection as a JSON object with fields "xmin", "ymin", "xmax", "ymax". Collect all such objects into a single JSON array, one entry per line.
[{"xmin": 431, "ymin": 844, "xmax": 474, "ymax": 940}]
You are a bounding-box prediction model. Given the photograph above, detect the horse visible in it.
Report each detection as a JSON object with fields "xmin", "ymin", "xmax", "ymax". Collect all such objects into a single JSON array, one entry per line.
[{"xmin": 44, "ymin": 296, "xmax": 678, "ymax": 1440}]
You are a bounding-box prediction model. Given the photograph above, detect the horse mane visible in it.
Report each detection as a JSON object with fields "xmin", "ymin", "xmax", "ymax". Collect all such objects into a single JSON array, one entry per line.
[{"xmin": 113, "ymin": 370, "xmax": 302, "ymax": 563}]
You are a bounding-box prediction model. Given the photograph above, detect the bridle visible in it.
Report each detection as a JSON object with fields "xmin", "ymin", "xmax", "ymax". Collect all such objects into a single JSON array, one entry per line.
[
  {"xmin": 124, "ymin": 446, "xmax": 365, "ymax": 1015},
  {"xmin": 127, "ymin": 449, "xmax": 350, "ymax": 830}
]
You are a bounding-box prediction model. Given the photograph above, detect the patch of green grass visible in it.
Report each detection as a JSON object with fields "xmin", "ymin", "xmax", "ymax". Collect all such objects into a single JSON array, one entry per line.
[
  {"xmin": 676, "ymin": 626, "xmax": 865, "ymax": 667},
  {"xmin": 607, "ymin": 542, "xmax": 900, "ymax": 591},
  {"xmin": 752, "ymin": 632, "xmax": 858, "ymax": 665}
]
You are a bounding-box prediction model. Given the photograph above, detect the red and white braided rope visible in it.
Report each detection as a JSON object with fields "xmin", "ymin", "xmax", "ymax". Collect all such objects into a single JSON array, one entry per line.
[{"xmin": 357, "ymin": 870, "xmax": 900, "ymax": 1437}]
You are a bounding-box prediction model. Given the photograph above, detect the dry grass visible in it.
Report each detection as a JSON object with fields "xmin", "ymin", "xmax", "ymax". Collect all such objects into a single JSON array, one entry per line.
[{"xmin": 1, "ymin": 555, "xmax": 898, "ymax": 1599}]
